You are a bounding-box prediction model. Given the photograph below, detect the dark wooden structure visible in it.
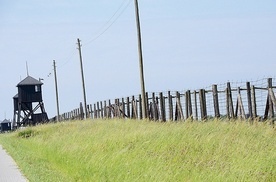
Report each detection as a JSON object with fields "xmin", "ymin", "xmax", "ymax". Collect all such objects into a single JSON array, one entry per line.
[
  {"xmin": 13, "ymin": 76, "xmax": 48, "ymax": 127},
  {"xmin": 1, "ymin": 119, "xmax": 12, "ymax": 132}
]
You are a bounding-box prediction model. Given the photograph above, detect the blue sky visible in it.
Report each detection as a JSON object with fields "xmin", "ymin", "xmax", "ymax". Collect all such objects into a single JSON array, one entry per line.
[{"xmin": 0, "ymin": 0, "xmax": 275, "ymax": 119}]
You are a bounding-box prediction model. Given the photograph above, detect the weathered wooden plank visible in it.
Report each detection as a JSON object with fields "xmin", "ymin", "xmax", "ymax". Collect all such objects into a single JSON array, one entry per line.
[
  {"xmin": 122, "ymin": 98, "xmax": 125, "ymax": 119},
  {"xmin": 246, "ymin": 82, "xmax": 253, "ymax": 119},
  {"xmin": 126, "ymin": 97, "xmax": 130, "ymax": 118},
  {"xmin": 116, "ymin": 99, "xmax": 119, "ymax": 118},
  {"xmin": 236, "ymin": 87, "xmax": 246, "ymax": 119},
  {"xmin": 159, "ymin": 92, "xmax": 166, "ymax": 121},
  {"xmin": 168, "ymin": 91, "xmax": 173, "ymax": 121},
  {"xmin": 194, "ymin": 90, "xmax": 198, "ymax": 120},
  {"xmin": 268, "ymin": 78, "xmax": 274, "ymax": 118},
  {"xmin": 117, "ymin": 98, "xmax": 121, "ymax": 118},
  {"xmin": 199, "ymin": 89, "xmax": 207, "ymax": 120},
  {"xmin": 156, "ymin": 96, "xmax": 160, "ymax": 120},
  {"xmin": 151, "ymin": 93, "xmax": 156, "ymax": 120},
  {"xmin": 139, "ymin": 95, "xmax": 142, "ymax": 119},
  {"xmin": 251, "ymin": 85, "xmax": 257, "ymax": 118},
  {"xmin": 175, "ymin": 91, "xmax": 184, "ymax": 121},
  {"xmin": 269, "ymin": 88, "xmax": 276, "ymax": 111},
  {"xmin": 268, "ymin": 87, "xmax": 276, "ymax": 125},
  {"xmin": 264, "ymin": 78, "xmax": 274, "ymax": 120},
  {"xmin": 96, "ymin": 102, "xmax": 100, "ymax": 119},
  {"xmin": 86, "ymin": 104, "xmax": 90, "ymax": 119},
  {"xmin": 227, "ymin": 82, "xmax": 235, "ymax": 119},
  {"xmin": 212, "ymin": 85, "xmax": 220, "ymax": 118},
  {"xmin": 131, "ymin": 96, "xmax": 137, "ymax": 119},
  {"xmin": 185, "ymin": 91, "xmax": 189, "ymax": 119},
  {"xmin": 145, "ymin": 92, "xmax": 149, "ymax": 119},
  {"xmin": 103, "ymin": 101, "xmax": 106, "ymax": 118},
  {"xmin": 89, "ymin": 104, "xmax": 92, "ymax": 119},
  {"xmin": 100, "ymin": 101, "xmax": 103, "ymax": 118},
  {"xmin": 108, "ymin": 100, "xmax": 112, "ymax": 118},
  {"xmin": 187, "ymin": 90, "xmax": 193, "ymax": 120},
  {"xmin": 264, "ymin": 95, "xmax": 269, "ymax": 120}
]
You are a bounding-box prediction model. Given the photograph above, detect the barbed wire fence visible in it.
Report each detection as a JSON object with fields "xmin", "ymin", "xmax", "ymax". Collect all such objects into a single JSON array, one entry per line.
[{"xmin": 52, "ymin": 77, "xmax": 276, "ymax": 123}]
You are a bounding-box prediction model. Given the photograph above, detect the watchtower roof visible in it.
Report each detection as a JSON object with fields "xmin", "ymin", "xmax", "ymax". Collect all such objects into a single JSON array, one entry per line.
[
  {"xmin": 17, "ymin": 76, "xmax": 43, "ymax": 87},
  {"xmin": 1, "ymin": 119, "xmax": 11, "ymax": 124}
]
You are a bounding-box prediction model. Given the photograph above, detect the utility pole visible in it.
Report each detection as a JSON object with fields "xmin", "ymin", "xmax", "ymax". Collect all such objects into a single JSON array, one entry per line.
[
  {"xmin": 77, "ymin": 38, "xmax": 88, "ymax": 119},
  {"xmin": 134, "ymin": 0, "xmax": 147, "ymax": 119},
  {"xmin": 53, "ymin": 60, "xmax": 60, "ymax": 122}
]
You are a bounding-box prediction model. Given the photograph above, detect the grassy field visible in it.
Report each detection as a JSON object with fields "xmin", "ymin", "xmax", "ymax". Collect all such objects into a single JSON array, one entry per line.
[{"xmin": 0, "ymin": 119, "xmax": 275, "ymax": 181}]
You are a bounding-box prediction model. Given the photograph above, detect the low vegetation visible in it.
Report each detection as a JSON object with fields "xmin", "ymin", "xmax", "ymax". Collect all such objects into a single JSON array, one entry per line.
[{"xmin": 0, "ymin": 119, "xmax": 275, "ymax": 181}]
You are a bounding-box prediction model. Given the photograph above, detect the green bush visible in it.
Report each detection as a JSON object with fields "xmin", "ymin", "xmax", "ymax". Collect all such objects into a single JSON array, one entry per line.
[{"xmin": 17, "ymin": 128, "xmax": 38, "ymax": 138}]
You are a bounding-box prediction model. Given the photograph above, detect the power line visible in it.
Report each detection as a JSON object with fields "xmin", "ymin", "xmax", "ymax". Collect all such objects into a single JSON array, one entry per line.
[
  {"xmin": 96, "ymin": 0, "xmax": 129, "ymax": 33},
  {"xmin": 59, "ymin": 51, "xmax": 76, "ymax": 69},
  {"xmin": 84, "ymin": 0, "xmax": 132, "ymax": 46},
  {"xmin": 43, "ymin": 1, "xmax": 133, "ymax": 84}
]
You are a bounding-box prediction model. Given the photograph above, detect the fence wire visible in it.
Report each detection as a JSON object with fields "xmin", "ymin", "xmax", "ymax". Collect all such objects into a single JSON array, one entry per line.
[{"xmin": 56, "ymin": 77, "xmax": 276, "ymax": 122}]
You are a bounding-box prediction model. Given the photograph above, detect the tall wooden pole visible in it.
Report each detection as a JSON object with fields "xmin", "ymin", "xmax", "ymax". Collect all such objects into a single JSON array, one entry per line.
[
  {"xmin": 53, "ymin": 60, "xmax": 60, "ymax": 122},
  {"xmin": 134, "ymin": 0, "xmax": 147, "ymax": 119},
  {"xmin": 77, "ymin": 38, "xmax": 88, "ymax": 119}
]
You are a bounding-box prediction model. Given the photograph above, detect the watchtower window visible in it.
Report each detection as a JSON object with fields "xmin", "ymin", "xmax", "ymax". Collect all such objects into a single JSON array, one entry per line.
[{"xmin": 35, "ymin": 85, "xmax": 41, "ymax": 92}]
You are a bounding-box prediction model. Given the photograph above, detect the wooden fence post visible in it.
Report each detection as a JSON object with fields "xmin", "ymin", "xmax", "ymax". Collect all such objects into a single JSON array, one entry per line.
[
  {"xmin": 235, "ymin": 87, "xmax": 246, "ymax": 119},
  {"xmin": 131, "ymin": 96, "xmax": 137, "ymax": 119},
  {"xmin": 117, "ymin": 99, "xmax": 120, "ymax": 118},
  {"xmin": 155, "ymin": 95, "xmax": 160, "ymax": 120},
  {"xmin": 126, "ymin": 97, "xmax": 130, "ymax": 118},
  {"xmin": 103, "ymin": 101, "xmax": 106, "ymax": 118},
  {"xmin": 268, "ymin": 78, "xmax": 274, "ymax": 118},
  {"xmin": 212, "ymin": 85, "xmax": 220, "ymax": 118},
  {"xmin": 185, "ymin": 91, "xmax": 188, "ymax": 119},
  {"xmin": 185, "ymin": 90, "xmax": 193, "ymax": 120},
  {"xmin": 145, "ymin": 92, "xmax": 149, "ymax": 119},
  {"xmin": 251, "ymin": 85, "xmax": 257, "ymax": 118},
  {"xmin": 87, "ymin": 104, "xmax": 90, "ymax": 119},
  {"xmin": 108, "ymin": 100, "xmax": 112, "ymax": 118},
  {"xmin": 97, "ymin": 102, "xmax": 100, "ymax": 119},
  {"xmin": 246, "ymin": 82, "xmax": 253, "ymax": 119},
  {"xmin": 122, "ymin": 98, "xmax": 125, "ymax": 119},
  {"xmin": 80, "ymin": 102, "xmax": 84, "ymax": 120},
  {"xmin": 226, "ymin": 82, "xmax": 235, "ymax": 119},
  {"xmin": 100, "ymin": 101, "xmax": 103, "ymax": 118},
  {"xmin": 159, "ymin": 92, "xmax": 166, "ymax": 121},
  {"xmin": 268, "ymin": 88, "xmax": 276, "ymax": 110},
  {"xmin": 199, "ymin": 89, "xmax": 207, "ymax": 120},
  {"xmin": 194, "ymin": 90, "xmax": 198, "ymax": 120},
  {"xmin": 188, "ymin": 90, "xmax": 193, "ymax": 120},
  {"xmin": 264, "ymin": 78, "xmax": 274, "ymax": 120},
  {"xmin": 168, "ymin": 91, "xmax": 173, "ymax": 121},
  {"xmin": 151, "ymin": 93, "xmax": 157, "ymax": 121},
  {"xmin": 226, "ymin": 88, "xmax": 230, "ymax": 119},
  {"xmin": 175, "ymin": 91, "xmax": 184, "ymax": 121},
  {"xmin": 115, "ymin": 98, "xmax": 120, "ymax": 118},
  {"xmin": 139, "ymin": 95, "xmax": 142, "ymax": 119},
  {"xmin": 89, "ymin": 104, "xmax": 92, "ymax": 119},
  {"xmin": 268, "ymin": 86, "xmax": 276, "ymax": 125},
  {"xmin": 93, "ymin": 104, "xmax": 96, "ymax": 119}
]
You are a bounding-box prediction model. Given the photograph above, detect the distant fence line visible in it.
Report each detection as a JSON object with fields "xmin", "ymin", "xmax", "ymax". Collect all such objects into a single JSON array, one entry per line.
[{"xmin": 51, "ymin": 78, "xmax": 276, "ymax": 122}]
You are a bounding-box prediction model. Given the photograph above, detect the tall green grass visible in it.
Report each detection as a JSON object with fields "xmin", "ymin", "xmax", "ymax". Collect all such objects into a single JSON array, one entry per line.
[{"xmin": 0, "ymin": 119, "xmax": 275, "ymax": 181}]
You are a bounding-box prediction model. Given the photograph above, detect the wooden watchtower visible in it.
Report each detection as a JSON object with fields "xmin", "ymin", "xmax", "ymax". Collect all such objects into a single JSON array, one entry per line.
[{"xmin": 13, "ymin": 76, "xmax": 48, "ymax": 127}]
